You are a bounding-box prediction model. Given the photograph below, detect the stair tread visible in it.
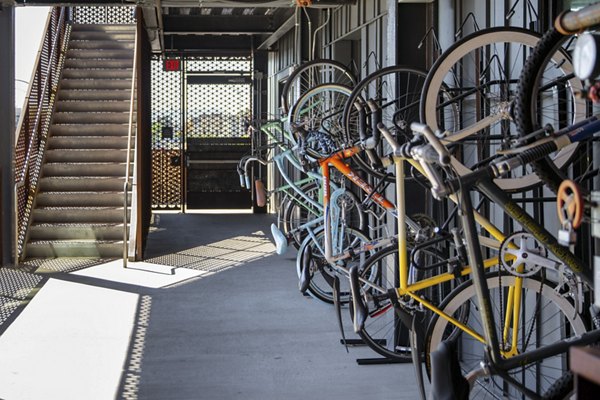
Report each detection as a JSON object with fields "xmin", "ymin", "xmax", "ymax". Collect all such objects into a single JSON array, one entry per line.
[
  {"xmin": 28, "ymin": 239, "xmax": 124, "ymax": 244},
  {"xmin": 31, "ymin": 222, "xmax": 126, "ymax": 226}
]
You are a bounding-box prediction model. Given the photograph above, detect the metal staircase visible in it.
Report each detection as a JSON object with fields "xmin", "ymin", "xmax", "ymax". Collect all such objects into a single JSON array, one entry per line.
[{"xmin": 24, "ymin": 23, "xmax": 136, "ymax": 258}]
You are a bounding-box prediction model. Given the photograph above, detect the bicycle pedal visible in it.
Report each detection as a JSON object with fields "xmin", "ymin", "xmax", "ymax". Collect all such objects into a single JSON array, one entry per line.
[{"xmin": 270, "ymin": 223, "xmax": 288, "ymax": 255}]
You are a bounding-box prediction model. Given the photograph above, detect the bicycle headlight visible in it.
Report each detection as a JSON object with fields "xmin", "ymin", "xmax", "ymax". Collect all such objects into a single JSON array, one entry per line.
[{"xmin": 573, "ymin": 32, "xmax": 600, "ymax": 80}]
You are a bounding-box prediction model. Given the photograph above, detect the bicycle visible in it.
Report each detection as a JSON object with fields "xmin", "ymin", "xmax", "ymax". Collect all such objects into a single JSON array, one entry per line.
[{"xmin": 362, "ymin": 120, "xmax": 600, "ymax": 399}]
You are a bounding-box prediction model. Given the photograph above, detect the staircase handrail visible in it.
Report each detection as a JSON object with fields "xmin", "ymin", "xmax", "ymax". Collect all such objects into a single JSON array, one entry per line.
[
  {"xmin": 124, "ymin": 12, "xmax": 139, "ymax": 268},
  {"xmin": 14, "ymin": 7, "xmax": 69, "ymax": 262}
]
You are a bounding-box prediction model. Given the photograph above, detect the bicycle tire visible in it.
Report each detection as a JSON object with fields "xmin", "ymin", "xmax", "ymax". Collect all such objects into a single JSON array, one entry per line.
[
  {"xmin": 341, "ymin": 66, "xmax": 428, "ymax": 182},
  {"xmin": 419, "ymin": 27, "xmax": 583, "ymax": 192},
  {"xmin": 284, "ymin": 183, "xmax": 366, "ymax": 250},
  {"xmin": 281, "ymin": 59, "xmax": 356, "ymax": 115},
  {"xmin": 542, "ymin": 371, "xmax": 574, "ymax": 400},
  {"xmin": 352, "ymin": 242, "xmax": 466, "ymax": 361},
  {"xmin": 349, "ymin": 244, "xmax": 411, "ymax": 360},
  {"xmin": 288, "ymin": 83, "xmax": 353, "ymax": 158},
  {"xmin": 296, "ymin": 227, "xmax": 372, "ymax": 304},
  {"xmin": 425, "ymin": 272, "xmax": 586, "ymax": 399},
  {"xmin": 281, "ymin": 181, "xmax": 322, "ymax": 249},
  {"xmin": 514, "ymin": 28, "xmax": 586, "ymax": 193}
]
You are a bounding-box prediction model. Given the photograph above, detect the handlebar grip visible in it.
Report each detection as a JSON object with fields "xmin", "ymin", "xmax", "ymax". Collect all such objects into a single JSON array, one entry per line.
[
  {"xmin": 239, "ymin": 174, "xmax": 246, "ymax": 188},
  {"xmin": 410, "ymin": 122, "xmax": 451, "ymax": 166},
  {"xmin": 555, "ymin": 3, "xmax": 600, "ymax": 35},
  {"xmin": 245, "ymin": 175, "xmax": 251, "ymax": 190}
]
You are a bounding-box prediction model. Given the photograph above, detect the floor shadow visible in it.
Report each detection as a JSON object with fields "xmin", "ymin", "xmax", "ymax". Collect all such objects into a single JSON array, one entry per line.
[{"xmin": 144, "ymin": 213, "xmax": 275, "ymax": 258}]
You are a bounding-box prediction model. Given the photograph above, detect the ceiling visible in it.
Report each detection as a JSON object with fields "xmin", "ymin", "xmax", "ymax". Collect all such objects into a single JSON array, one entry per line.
[{"xmin": 7, "ymin": 0, "xmax": 356, "ymax": 54}]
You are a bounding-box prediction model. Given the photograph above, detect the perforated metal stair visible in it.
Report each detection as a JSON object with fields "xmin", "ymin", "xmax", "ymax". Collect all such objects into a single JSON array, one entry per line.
[{"xmin": 25, "ymin": 24, "xmax": 136, "ymax": 258}]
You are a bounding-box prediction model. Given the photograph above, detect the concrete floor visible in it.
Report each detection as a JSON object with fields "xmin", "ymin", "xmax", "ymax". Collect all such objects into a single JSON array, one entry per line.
[{"xmin": 0, "ymin": 213, "xmax": 423, "ymax": 400}]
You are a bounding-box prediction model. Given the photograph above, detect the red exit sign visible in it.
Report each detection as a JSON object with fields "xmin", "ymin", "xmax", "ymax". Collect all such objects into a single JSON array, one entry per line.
[{"xmin": 164, "ymin": 58, "xmax": 181, "ymax": 71}]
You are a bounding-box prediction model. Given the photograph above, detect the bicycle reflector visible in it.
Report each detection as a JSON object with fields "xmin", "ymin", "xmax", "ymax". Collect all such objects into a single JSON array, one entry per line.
[{"xmin": 573, "ymin": 32, "xmax": 600, "ymax": 80}]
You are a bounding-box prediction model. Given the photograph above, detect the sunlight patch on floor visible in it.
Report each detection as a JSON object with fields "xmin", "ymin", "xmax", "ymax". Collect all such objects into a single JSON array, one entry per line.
[
  {"xmin": 72, "ymin": 260, "xmax": 208, "ymax": 289},
  {"xmin": 0, "ymin": 279, "xmax": 138, "ymax": 400},
  {"xmin": 145, "ymin": 231, "xmax": 276, "ymax": 276}
]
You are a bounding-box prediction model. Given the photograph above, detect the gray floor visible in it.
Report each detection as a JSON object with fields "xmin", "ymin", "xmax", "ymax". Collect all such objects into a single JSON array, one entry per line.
[{"xmin": 0, "ymin": 213, "xmax": 423, "ymax": 400}]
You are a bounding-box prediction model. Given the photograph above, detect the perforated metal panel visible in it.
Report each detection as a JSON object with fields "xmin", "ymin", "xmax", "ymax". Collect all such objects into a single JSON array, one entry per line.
[
  {"xmin": 185, "ymin": 56, "xmax": 253, "ymax": 209},
  {"xmin": 150, "ymin": 56, "xmax": 253, "ymax": 210},
  {"xmin": 72, "ymin": 6, "xmax": 135, "ymax": 24},
  {"xmin": 186, "ymin": 84, "xmax": 251, "ymax": 139},
  {"xmin": 186, "ymin": 56, "xmax": 252, "ymax": 140},
  {"xmin": 151, "ymin": 55, "xmax": 183, "ymax": 210}
]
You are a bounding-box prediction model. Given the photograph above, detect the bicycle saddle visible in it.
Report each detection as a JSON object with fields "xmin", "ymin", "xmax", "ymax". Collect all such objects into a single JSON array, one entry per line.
[
  {"xmin": 270, "ymin": 223, "xmax": 288, "ymax": 255},
  {"xmin": 430, "ymin": 340, "xmax": 470, "ymax": 400}
]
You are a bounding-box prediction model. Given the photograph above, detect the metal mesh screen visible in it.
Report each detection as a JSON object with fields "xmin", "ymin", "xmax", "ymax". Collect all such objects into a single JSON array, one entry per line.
[
  {"xmin": 151, "ymin": 56, "xmax": 253, "ymax": 209},
  {"xmin": 186, "ymin": 57, "xmax": 252, "ymax": 73},
  {"xmin": 186, "ymin": 84, "xmax": 251, "ymax": 139},
  {"xmin": 15, "ymin": 8, "xmax": 70, "ymax": 259},
  {"xmin": 186, "ymin": 56, "xmax": 252, "ymax": 139},
  {"xmin": 151, "ymin": 55, "xmax": 183, "ymax": 210},
  {"xmin": 71, "ymin": 6, "xmax": 135, "ymax": 24}
]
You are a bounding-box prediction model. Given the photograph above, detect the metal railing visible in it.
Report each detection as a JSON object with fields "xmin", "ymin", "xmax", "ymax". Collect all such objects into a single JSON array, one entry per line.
[
  {"xmin": 14, "ymin": 7, "xmax": 70, "ymax": 262},
  {"xmin": 124, "ymin": 12, "xmax": 140, "ymax": 268}
]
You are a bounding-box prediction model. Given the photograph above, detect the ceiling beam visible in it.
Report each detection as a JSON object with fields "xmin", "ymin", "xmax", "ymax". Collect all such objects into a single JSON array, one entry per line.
[
  {"xmin": 257, "ymin": 12, "xmax": 293, "ymax": 50},
  {"xmin": 163, "ymin": 34, "xmax": 254, "ymax": 52},
  {"xmin": 163, "ymin": 14, "xmax": 275, "ymax": 33}
]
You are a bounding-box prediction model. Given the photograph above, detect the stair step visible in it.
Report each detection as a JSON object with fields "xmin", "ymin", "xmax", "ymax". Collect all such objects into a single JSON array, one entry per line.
[
  {"xmin": 29, "ymin": 224, "xmax": 127, "ymax": 241},
  {"xmin": 45, "ymin": 149, "xmax": 132, "ymax": 163},
  {"xmin": 58, "ymin": 90, "xmax": 131, "ymax": 101},
  {"xmin": 32, "ymin": 207, "xmax": 129, "ymax": 223},
  {"xmin": 62, "ymin": 69, "xmax": 133, "ymax": 79},
  {"xmin": 66, "ymin": 49, "xmax": 134, "ymax": 59},
  {"xmin": 60, "ymin": 79, "xmax": 132, "ymax": 90},
  {"xmin": 39, "ymin": 177, "xmax": 126, "ymax": 192},
  {"xmin": 25, "ymin": 241, "xmax": 125, "ymax": 258},
  {"xmin": 48, "ymin": 136, "xmax": 129, "ymax": 150},
  {"xmin": 64, "ymin": 58, "xmax": 134, "ymax": 69},
  {"xmin": 36, "ymin": 192, "xmax": 130, "ymax": 207},
  {"xmin": 50, "ymin": 124, "xmax": 129, "ymax": 136},
  {"xmin": 69, "ymin": 31, "xmax": 135, "ymax": 41},
  {"xmin": 71, "ymin": 24, "xmax": 135, "ymax": 33},
  {"xmin": 69, "ymin": 40, "xmax": 134, "ymax": 50},
  {"xmin": 43, "ymin": 163, "xmax": 130, "ymax": 177},
  {"xmin": 52, "ymin": 112, "xmax": 133, "ymax": 124},
  {"xmin": 56, "ymin": 100, "xmax": 131, "ymax": 112}
]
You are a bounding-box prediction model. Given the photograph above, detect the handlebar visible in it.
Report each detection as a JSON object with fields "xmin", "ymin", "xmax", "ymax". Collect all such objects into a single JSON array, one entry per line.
[
  {"xmin": 237, "ymin": 155, "xmax": 268, "ymax": 189},
  {"xmin": 409, "ymin": 123, "xmax": 451, "ymax": 167},
  {"xmin": 555, "ymin": 2, "xmax": 600, "ymax": 35},
  {"xmin": 377, "ymin": 115, "xmax": 600, "ymax": 199},
  {"xmin": 377, "ymin": 122, "xmax": 450, "ymax": 199}
]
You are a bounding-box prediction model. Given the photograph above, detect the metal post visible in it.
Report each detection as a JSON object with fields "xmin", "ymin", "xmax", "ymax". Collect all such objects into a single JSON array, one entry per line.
[
  {"xmin": 386, "ymin": 0, "xmax": 398, "ymax": 68},
  {"xmin": 0, "ymin": 5, "xmax": 15, "ymax": 267}
]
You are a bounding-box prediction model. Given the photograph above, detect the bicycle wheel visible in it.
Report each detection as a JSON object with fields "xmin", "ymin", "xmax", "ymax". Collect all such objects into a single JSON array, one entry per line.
[
  {"xmin": 425, "ymin": 272, "xmax": 586, "ymax": 399},
  {"xmin": 281, "ymin": 181, "xmax": 322, "ymax": 249},
  {"xmin": 284, "ymin": 183, "xmax": 365, "ymax": 250},
  {"xmin": 296, "ymin": 227, "xmax": 372, "ymax": 304},
  {"xmin": 420, "ymin": 27, "xmax": 584, "ymax": 192},
  {"xmin": 288, "ymin": 83, "xmax": 352, "ymax": 158},
  {"xmin": 348, "ymin": 245, "xmax": 411, "ymax": 360},
  {"xmin": 342, "ymin": 66, "xmax": 428, "ymax": 182},
  {"xmin": 514, "ymin": 28, "xmax": 587, "ymax": 193},
  {"xmin": 352, "ymin": 240, "xmax": 464, "ymax": 361},
  {"xmin": 281, "ymin": 59, "xmax": 356, "ymax": 114}
]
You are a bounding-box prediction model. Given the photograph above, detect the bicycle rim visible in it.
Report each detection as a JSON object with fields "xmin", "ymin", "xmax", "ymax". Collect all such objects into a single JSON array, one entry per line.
[
  {"xmin": 420, "ymin": 27, "xmax": 583, "ymax": 192},
  {"xmin": 426, "ymin": 272, "xmax": 586, "ymax": 399},
  {"xmin": 342, "ymin": 66, "xmax": 428, "ymax": 182}
]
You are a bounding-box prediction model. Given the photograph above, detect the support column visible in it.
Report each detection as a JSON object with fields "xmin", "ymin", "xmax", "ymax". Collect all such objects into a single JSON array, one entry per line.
[
  {"xmin": 0, "ymin": 5, "xmax": 15, "ymax": 266},
  {"xmin": 386, "ymin": 0, "xmax": 398, "ymax": 67}
]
